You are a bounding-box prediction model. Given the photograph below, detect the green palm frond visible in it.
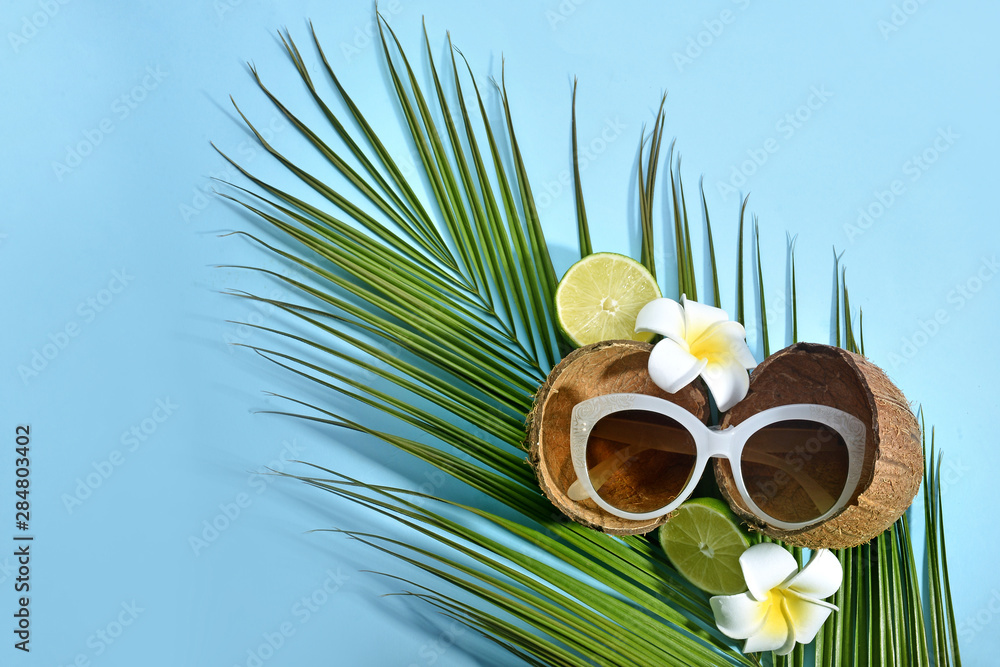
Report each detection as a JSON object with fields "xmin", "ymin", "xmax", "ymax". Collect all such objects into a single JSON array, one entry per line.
[
  {"xmin": 571, "ymin": 79, "xmax": 592, "ymax": 259},
  {"xmin": 219, "ymin": 15, "xmax": 960, "ymax": 666}
]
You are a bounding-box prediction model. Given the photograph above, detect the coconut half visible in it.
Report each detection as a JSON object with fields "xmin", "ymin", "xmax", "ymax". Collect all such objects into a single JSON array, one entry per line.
[
  {"xmin": 713, "ymin": 342, "xmax": 923, "ymax": 549},
  {"xmin": 527, "ymin": 340, "xmax": 709, "ymax": 535}
]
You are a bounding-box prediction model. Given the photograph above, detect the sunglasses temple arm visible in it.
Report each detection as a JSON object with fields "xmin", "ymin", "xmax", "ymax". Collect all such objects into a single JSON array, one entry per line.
[
  {"xmin": 567, "ymin": 433, "xmax": 700, "ymax": 502},
  {"xmin": 741, "ymin": 449, "xmax": 836, "ymax": 514}
]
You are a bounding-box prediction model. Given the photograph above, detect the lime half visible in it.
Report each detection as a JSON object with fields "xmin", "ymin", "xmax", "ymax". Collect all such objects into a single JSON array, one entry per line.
[
  {"xmin": 554, "ymin": 253, "xmax": 661, "ymax": 347},
  {"xmin": 658, "ymin": 498, "xmax": 750, "ymax": 595}
]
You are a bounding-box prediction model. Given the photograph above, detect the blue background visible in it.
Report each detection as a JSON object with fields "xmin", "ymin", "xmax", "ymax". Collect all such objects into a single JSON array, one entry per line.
[{"xmin": 3, "ymin": 1, "xmax": 998, "ymax": 664}]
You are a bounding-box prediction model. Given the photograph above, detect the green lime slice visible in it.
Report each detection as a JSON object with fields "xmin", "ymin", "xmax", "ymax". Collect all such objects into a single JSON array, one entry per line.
[
  {"xmin": 658, "ymin": 498, "xmax": 751, "ymax": 596},
  {"xmin": 554, "ymin": 252, "xmax": 661, "ymax": 347}
]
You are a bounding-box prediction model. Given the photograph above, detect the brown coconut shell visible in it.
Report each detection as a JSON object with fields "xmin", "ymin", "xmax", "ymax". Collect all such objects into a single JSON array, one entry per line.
[
  {"xmin": 527, "ymin": 339, "xmax": 710, "ymax": 535},
  {"xmin": 713, "ymin": 342, "xmax": 923, "ymax": 549}
]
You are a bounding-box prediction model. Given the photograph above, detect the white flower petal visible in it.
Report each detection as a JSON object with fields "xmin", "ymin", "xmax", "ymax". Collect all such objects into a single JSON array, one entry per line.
[
  {"xmin": 710, "ymin": 593, "xmax": 768, "ymax": 640},
  {"xmin": 680, "ymin": 295, "xmax": 731, "ymax": 342},
  {"xmin": 700, "ymin": 356, "xmax": 750, "ymax": 413},
  {"xmin": 647, "ymin": 339, "xmax": 707, "ymax": 394},
  {"xmin": 740, "ymin": 602, "xmax": 791, "ymax": 654},
  {"xmin": 740, "ymin": 543, "xmax": 798, "ymax": 601},
  {"xmin": 784, "ymin": 591, "xmax": 837, "ymax": 645},
  {"xmin": 686, "ymin": 321, "xmax": 754, "ymax": 411},
  {"xmin": 635, "ymin": 298, "xmax": 686, "ymax": 342},
  {"xmin": 772, "ymin": 627, "xmax": 799, "ymax": 656},
  {"xmin": 786, "ymin": 549, "xmax": 843, "ymax": 600},
  {"xmin": 712, "ymin": 321, "xmax": 758, "ymax": 369},
  {"xmin": 691, "ymin": 321, "xmax": 756, "ymax": 366},
  {"xmin": 736, "ymin": 345, "xmax": 758, "ymax": 370}
]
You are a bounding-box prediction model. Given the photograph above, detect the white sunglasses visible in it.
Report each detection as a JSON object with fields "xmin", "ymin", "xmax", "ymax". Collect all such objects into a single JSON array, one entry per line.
[{"xmin": 568, "ymin": 393, "xmax": 866, "ymax": 530}]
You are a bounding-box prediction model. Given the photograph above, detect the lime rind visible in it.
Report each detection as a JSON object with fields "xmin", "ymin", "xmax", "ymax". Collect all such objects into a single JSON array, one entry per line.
[
  {"xmin": 555, "ymin": 252, "xmax": 661, "ymax": 347},
  {"xmin": 658, "ymin": 498, "xmax": 751, "ymax": 596}
]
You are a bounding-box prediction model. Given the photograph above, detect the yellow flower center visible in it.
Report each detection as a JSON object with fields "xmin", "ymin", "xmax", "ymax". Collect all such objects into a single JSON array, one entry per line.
[
  {"xmin": 687, "ymin": 329, "xmax": 728, "ymax": 365},
  {"xmin": 762, "ymin": 588, "xmax": 793, "ymax": 637}
]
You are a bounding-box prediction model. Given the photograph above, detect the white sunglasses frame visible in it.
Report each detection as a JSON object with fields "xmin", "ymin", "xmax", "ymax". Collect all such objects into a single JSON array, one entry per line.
[{"xmin": 569, "ymin": 393, "xmax": 867, "ymax": 530}]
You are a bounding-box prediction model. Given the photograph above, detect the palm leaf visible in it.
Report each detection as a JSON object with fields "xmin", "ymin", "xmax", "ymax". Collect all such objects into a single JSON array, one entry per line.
[
  {"xmin": 637, "ymin": 95, "xmax": 666, "ymax": 282},
  {"xmin": 220, "ymin": 16, "xmax": 960, "ymax": 666},
  {"xmin": 571, "ymin": 79, "xmax": 592, "ymax": 258}
]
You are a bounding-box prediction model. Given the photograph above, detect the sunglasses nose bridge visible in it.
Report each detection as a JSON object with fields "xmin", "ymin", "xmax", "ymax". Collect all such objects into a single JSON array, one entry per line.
[{"xmin": 703, "ymin": 425, "xmax": 735, "ymax": 459}]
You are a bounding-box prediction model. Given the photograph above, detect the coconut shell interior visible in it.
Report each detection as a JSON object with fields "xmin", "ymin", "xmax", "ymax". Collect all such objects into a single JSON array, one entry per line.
[
  {"xmin": 527, "ymin": 340, "xmax": 709, "ymax": 536},
  {"xmin": 713, "ymin": 342, "xmax": 923, "ymax": 549}
]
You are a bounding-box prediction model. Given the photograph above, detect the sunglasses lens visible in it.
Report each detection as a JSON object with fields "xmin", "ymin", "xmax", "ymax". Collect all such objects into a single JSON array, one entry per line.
[
  {"xmin": 585, "ymin": 410, "xmax": 697, "ymax": 514},
  {"xmin": 740, "ymin": 420, "xmax": 850, "ymax": 524}
]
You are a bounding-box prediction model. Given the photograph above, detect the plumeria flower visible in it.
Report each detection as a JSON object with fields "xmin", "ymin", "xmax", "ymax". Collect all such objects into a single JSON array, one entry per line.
[
  {"xmin": 634, "ymin": 296, "xmax": 757, "ymax": 411},
  {"xmin": 710, "ymin": 543, "xmax": 843, "ymax": 655}
]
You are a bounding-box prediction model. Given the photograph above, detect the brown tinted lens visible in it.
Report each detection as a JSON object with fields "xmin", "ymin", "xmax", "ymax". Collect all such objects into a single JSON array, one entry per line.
[
  {"xmin": 585, "ymin": 410, "xmax": 697, "ymax": 514},
  {"xmin": 741, "ymin": 420, "xmax": 850, "ymax": 524}
]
